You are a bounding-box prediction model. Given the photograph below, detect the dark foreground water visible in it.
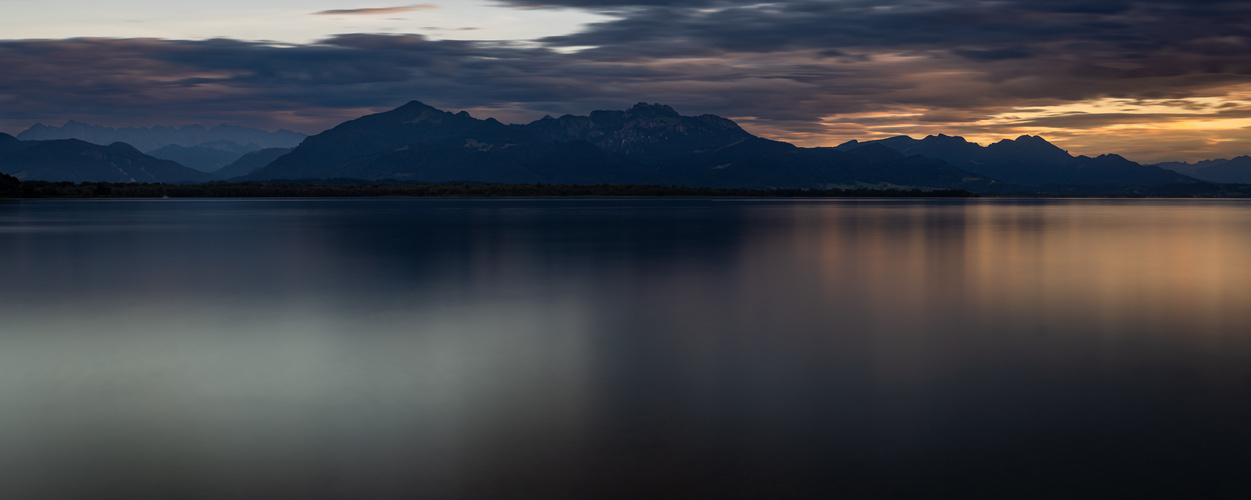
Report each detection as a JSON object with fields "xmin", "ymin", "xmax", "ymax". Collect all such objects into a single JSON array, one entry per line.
[{"xmin": 1, "ymin": 198, "xmax": 1249, "ymax": 499}]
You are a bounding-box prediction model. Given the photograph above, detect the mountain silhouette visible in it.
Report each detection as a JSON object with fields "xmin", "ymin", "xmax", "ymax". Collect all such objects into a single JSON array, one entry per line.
[
  {"xmin": 10, "ymin": 102, "xmax": 1222, "ymax": 190},
  {"xmin": 1156, "ymin": 156, "xmax": 1251, "ymax": 184},
  {"xmin": 0, "ymin": 133, "xmax": 19, "ymax": 150},
  {"xmin": 215, "ymin": 148, "xmax": 293, "ymax": 180},
  {"xmin": 839, "ymin": 134, "xmax": 1197, "ymax": 186},
  {"xmin": 17, "ymin": 121, "xmax": 305, "ymax": 152},
  {"xmin": 520, "ymin": 103, "xmax": 756, "ymax": 163},
  {"xmin": 521, "ymin": 103, "xmax": 992, "ymax": 189},
  {"xmin": 148, "ymin": 140, "xmax": 263, "ymax": 172},
  {"xmin": 249, "ymin": 101, "xmax": 991, "ymax": 190},
  {"xmin": 0, "ymin": 138, "xmax": 212, "ymax": 183},
  {"xmin": 249, "ymin": 101, "xmax": 653, "ymax": 184}
]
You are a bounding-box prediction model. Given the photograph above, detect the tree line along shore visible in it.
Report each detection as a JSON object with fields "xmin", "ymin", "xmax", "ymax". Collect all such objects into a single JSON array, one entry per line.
[
  {"xmin": 9, "ymin": 174, "xmax": 1251, "ymax": 199},
  {"xmin": 0, "ymin": 176, "xmax": 977, "ymax": 199}
]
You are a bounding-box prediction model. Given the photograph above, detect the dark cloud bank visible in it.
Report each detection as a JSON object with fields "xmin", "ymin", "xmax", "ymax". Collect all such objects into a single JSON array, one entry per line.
[{"xmin": 2, "ymin": 0, "xmax": 1250, "ymax": 161}]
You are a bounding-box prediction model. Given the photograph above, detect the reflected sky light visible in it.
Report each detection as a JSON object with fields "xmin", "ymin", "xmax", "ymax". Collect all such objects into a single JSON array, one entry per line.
[{"xmin": 1, "ymin": 199, "xmax": 1249, "ymax": 497}]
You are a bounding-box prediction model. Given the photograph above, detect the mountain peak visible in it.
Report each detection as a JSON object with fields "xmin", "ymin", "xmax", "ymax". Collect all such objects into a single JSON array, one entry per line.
[
  {"xmin": 382, "ymin": 100, "xmax": 458, "ymax": 125},
  {"xmin": 390, "ymin": 100, "xmax": 449, "ymax": 117},
  {"xmin": 399, "ymin": 100, "xmax": 435, "ymax": 109},
  {"xmin": 627, "ymin": 102, "xmax": 680, "ymax": 118},
  {"xmin": 988, "ymin": 135, "xmax": 1069, "ymax": 160},
  {"xmin": 1013, "ymin": 134, "xmax": 1050, "ymax": 144},
  {"xmin": 107, "ymin": 141, "xmax": 140, "ymax": 153},
  {"xmin": 924, "ymin": 134, "xmax": 971, "ymax": 144},
  {"xmin": 995, "ymin": 134, "xmax": 1065, "ymax": 151}
]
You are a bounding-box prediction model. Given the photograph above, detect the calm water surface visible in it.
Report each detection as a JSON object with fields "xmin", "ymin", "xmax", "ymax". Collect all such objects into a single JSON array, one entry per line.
[{"xmin": 1, "ymin": 198, "xmax": 1249, "ymax": 499}]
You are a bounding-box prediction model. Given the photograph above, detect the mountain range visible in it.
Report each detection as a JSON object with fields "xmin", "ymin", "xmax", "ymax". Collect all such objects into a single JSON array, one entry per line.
[
  {"xmin": 1155, "ymin": 157, "xmax": 1251, "ymax": 184},
  {"xmin": 246, "ymin": 101, "xmax": 997, "ymax": 190},
  {"xmin": 147, "ymin": 140, "xmax": 265, "ymax": 172},
  {"xmin": 17, "ymin": 121, "xmax": 306, "ymax": 152},
  {"xmin": 250, "ymin": 102, "xmax": 647, "ymax": 185},
  {"xmin": 836, "ymin": 134, "xmax": 1195, "ymax": 187},
  {"xmin": 0, "ymin": 133, "xmax": 211, "ymax": 183},
  {"xmin": 1, "ymin": 101, "xmax": 1235, "ymax": 191}
]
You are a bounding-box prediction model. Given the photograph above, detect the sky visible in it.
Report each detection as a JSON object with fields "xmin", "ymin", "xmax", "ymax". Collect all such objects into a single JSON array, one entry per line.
[{"xmin": 2, "ymin": 0, "xmax": 1251, "ymax": 163}]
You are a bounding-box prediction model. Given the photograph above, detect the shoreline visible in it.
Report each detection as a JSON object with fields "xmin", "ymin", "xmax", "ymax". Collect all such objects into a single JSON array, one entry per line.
[
  {"xmin": 5, "ymin": 179, "xmax": 1251, "ymax": 199},
  {"xmin": 0, "ymin": 181, "xmax": 978, "ymax": 199}
]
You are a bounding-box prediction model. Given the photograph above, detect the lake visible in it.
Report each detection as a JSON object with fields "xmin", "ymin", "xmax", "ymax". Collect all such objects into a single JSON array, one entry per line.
[{"xmin": 1, "ymin": 198, "xmax": 1249, "ymax": 499}]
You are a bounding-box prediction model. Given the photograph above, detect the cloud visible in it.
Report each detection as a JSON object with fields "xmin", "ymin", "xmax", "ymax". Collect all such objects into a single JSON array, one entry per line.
[
  {"xmin": 3, "ymin": 0, "xmax": 1251, "ymax": 162},
  {"xmin": 314, "ymin": 4, "xmax": 437, "ymax": 16}
]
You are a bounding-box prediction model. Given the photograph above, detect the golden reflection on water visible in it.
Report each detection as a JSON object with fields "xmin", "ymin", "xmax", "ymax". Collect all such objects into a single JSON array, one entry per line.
[
  {"xmin": 962, "ymin": 201, "xmax": 1251, "ymax": 338},
  {"xmin": 792, "ymin": 200, "xmax": 1251, "ymax": 340}
]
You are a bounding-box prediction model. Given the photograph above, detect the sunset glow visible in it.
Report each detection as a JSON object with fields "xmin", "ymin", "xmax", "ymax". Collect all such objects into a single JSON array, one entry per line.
[{"xmin": 3, "ymin": 1, "xmax": 1251, "ymax": 163}]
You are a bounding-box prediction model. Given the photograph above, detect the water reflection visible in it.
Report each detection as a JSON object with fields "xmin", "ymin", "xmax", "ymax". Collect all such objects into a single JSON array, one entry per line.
[{"xmin": 0, "ymin": 198, "xmax": 1248, "ymax": 498}]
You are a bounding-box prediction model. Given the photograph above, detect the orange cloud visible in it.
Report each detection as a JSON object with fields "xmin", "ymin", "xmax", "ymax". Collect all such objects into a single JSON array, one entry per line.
[{"xmin": 314, "ymin": 4, "xmax": 437, "ymax": 16}]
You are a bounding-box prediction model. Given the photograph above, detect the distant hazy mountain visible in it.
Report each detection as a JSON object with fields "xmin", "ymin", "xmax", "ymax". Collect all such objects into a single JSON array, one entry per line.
[
  {"xmin": 17, "ymin": 121, "xmax": 306, "ymax": 152},
  {"xmin": 1153, "ymin": 161, "xmax": 1203, "ymax": 177},
  {"xmin": 248, "ymin": 101, "xmax": 992, "ymax": 190},
  {"xmin": 0, "ymin": 138, "xmax": 212, "ymax": 183},
  {"xmin": 214, "ymin": 148, "xmax": 292, "ymax": 179},
  {"xmin": 1156, "ymin": 156, "xmax": 1251, "ymax": 184},
  {"xmin": 838, "ymin": 134, "xmax": 1198, "ymax": 186},
  {"xmin": 148, "ymin": 140, "xmax": 262, "ymax": 172}
]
